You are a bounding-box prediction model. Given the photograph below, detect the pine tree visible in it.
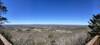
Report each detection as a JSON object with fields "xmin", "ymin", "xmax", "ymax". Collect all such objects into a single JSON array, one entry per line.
[
  {"xmin": 0, "ymin": 0, "xmax": 7, "ymax": 27},
  {"xmin": 88, "ymin": 14, "xmax": 100, "ymax": 37}
]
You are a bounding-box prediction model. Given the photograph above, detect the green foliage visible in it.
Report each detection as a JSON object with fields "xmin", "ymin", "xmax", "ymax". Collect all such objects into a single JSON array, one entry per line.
[
  {"xmin": 0, "ymin": 1, "xmax": 8, "ymax": 27},
  {"xmin": 0, "ymin": 1, "xmax": 8, "ymax": 14},
  {"xmin": 88, "ymin": 14, "xmax": 100, "ymax": 37}
]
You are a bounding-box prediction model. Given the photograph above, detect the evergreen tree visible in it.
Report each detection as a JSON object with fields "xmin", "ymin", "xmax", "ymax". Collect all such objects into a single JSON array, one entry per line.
[
  {"xmin": 88, "ymin": 14, "xmax": 100, "ymax": 37},
  {"xmin": 0, "ymin": 0, "xmax": 7, "ymax": 26}
]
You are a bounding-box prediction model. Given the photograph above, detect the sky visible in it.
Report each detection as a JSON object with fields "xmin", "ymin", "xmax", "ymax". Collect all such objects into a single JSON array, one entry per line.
[{"xmin": 2, "ymin": 0, "xmax": 100, "ymax": 25}]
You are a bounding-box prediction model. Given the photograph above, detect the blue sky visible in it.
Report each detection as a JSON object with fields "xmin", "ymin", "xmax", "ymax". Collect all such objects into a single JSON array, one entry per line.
[{"xmin": 2, "ymin": 0, "xmax": 100, "ymax": 25}]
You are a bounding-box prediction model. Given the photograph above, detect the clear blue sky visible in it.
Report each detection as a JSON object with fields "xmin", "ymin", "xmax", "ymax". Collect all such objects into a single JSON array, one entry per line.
[{"xmin": 2, "ymin": 0, "xmax": 100, "ymax": 25}]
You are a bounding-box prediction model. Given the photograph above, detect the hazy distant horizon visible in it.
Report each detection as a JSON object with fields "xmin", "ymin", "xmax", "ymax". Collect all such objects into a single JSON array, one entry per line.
[{"xmin": 5, "ymin": 23, "xmax": 88, "ymax": 25}]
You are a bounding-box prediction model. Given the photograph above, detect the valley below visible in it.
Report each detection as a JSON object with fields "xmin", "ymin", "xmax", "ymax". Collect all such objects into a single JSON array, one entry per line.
[{"xmin": 0, "ymin": 25, "xmax": 90, "ymax": 45}]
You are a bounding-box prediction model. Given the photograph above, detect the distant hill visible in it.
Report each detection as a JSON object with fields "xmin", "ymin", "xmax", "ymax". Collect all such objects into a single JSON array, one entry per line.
[{"xmin": 1, "ymin": 24, "xmax": 89, "ymax": 31}]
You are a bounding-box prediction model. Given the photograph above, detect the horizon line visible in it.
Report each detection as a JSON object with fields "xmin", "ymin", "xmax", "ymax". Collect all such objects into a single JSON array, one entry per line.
[{"xmin": 5, "ymin": 23, "xmax": 88, "ymax": 25}]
